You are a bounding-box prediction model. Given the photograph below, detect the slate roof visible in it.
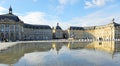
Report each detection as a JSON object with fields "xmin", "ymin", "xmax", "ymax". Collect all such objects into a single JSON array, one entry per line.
[
  {"xmin": 69, "ymin": 26, "xmax": 96, "ymax": 30},
  {"xmin": 24, "ymin": 23, "xmax": 51, "ymax": 29},
  {"xmin": 0, "ymin": 13, "xmax": 21, "ymax": 22},
  {"xmin": 69, "ymin": 26, "xmax": 84, "ymax": 30},
  {"xmin": 109, "ymin": 22, "xmax": 120, "ymax": 26},
  {"xmin": 56, "ymin": 26, "xmax": 62, "ymax": 30}
]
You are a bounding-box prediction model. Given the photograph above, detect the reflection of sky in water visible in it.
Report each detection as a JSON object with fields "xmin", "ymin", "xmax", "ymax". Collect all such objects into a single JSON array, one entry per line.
[{"xmin": 13, "ymin": 46, "xmax": 120, "ymax": 66}]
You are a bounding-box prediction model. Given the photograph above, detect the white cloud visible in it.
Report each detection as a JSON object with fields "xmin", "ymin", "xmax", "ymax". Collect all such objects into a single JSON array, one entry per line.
[
  {"xmin": 69, "ymin": 0, "xmax": 79, "ymax": 5},
  {"xmin": 69, "ymin": 4, "xmax": 120, "ymax": 27},
  {"xmin": 19, "ymin": 12, "xmax": 48, "ymax": 25},
  {"xmin": 33, "ymin": 0, "xmax": 38, "ymax": 2},
  {"xmin": 92, "ymin": 0, "xmax": 106, "ymax": 6},
  {"xmin": 85, "ymin": 1, "xmax": 93, "ymax": 8},
  {"xmin": 58, "ymin": 0, "xmax": 78, "ymax": 5},
  {"xmin": 19, "ymin": 11, "xmax": 70, "ymax": 30},
  {"xmin": 0, "ymin": 6, "xmax": 7, "ymax": 14},
  {"xmin": 56, "ymin": 0, "xmax": 79, "ymax": 14},
  {"xmin": 59, "ymin": 0, "xmax": 68, "ymax": 5},
  {"xmin": 84, "ymin": 0, "xmax": 114, "ymax": 8},
  {"xmin": 19, "ymin": 4, "xmax": 120, "ymax": 30}
]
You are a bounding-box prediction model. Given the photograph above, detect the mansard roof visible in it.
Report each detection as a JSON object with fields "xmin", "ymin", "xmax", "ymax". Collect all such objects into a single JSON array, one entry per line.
[
  {"xmin": 70, "ymin": 26, "xmax": 96, "ymax": 30},
  {"xmin": 69, "ymin": 26, "xmax": 84, "ymax": 30},
  {"xmin": 55, "ymin": 23, "xmax": 62, "ymax": 30},
  {"xmin": 56, "ymin": 26, "xmax": 62, "ymax": 30},
  {"xmin": 107, "ymin": 18, "xmax": 120, "ymax": 26},
  {"xmin": 24, "ymin": 23, "xmax": 51, "ymax": 29},
  {"xmin": 109, "ymin": 22, "xmax": 120, "ymax": 26},
  {"xmin": 0, "ymin": 13, "xmax": 21, "ymax": 22}
]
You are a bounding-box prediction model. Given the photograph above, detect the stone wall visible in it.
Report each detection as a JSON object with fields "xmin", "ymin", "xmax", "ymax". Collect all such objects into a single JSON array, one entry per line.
[{"xmin": 67, "ymin": 22, "xmax": 120, "ymax": 40}]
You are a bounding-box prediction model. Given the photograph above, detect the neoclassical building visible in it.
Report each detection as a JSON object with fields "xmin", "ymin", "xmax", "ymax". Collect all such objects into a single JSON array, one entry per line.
[
  {"xmin": 52, "ymin": 23, "xmax": 63, "ymax": 39},
  {"xmin": 1, "ymin": 6, "xmax": 120, "ymax": 42},
  {"xmin": 0, "ymin": 6, "xmax": 52, "ymax": 41},
  {"xmin": 24, "ymin": 24, "xmax": 52, "ymax": 40},
  {"xmin": 0, "ymin": 6, "xmax": 24, "ymax": 41},
  {"xmin": 68, "ymin": 19, "xmax": 120, "ymax": 40}
]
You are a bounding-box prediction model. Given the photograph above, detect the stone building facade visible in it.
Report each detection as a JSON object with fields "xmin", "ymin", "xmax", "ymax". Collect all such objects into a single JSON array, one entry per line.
[
  {"xmin": 68, "ymin": 26, "xmax": 95, "ymax": 40},
  {"xmin": 0, "ymin": 6, "xmax": 24, "ymax": 41},
  {"xmin": 24, "ymin": 24, "xmax": 52, "ymax": 40},
  {"xmin": 1, "ymin": 6, "xmax": 120, "ymax": 42},
  {"xmin": 0, "ymin": 6, "xmax": 52, "ymax": 41},
  {"xmin": 68, "ymin": 19, "xmax": 120, "ymax": 40},
  {"xmin": 52, "ymin": 23, "xmax": 63, "ymax": 39}
]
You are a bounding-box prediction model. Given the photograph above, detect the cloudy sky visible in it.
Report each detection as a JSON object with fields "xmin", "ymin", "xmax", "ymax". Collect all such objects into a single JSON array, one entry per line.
[{"xmin": 0, "ymin": 0, "xmax": 120, "ymax": 29}]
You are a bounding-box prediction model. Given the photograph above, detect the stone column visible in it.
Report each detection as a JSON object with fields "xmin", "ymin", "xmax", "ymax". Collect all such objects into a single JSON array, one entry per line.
[
  {"xmin": 18, "ymin": 25, "xmax": 21, "ymax": 40},
  {"xmin": 111, "ymin": 26, "xmax": 113, "ymax": 40},
  {"xmin": 9, "ymin": 24, "xmax": 11, "ymax": 41},
  {"xmin": 14, "ymin": 24, "xmax": 16, "ymax": 41},
  {"xmin": 4, "ymin": 24, "xmax": 5, "ymax": 39}
]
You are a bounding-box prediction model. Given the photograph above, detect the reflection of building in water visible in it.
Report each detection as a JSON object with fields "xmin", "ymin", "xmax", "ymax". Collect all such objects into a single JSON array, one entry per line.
[
  {"xmin": 51, "ymin": 42, "xmax": 69, "ymax": 54},
  {"xmin": 51, "ymin": 42, "xmax": 88, "ymax": 51},
  {"xmin": 0, "ymin": 42, "xmax": 120, "ymax": 65},
  {"xmin": 52, "ymin": 43, "xmax": 56, "ymax": 49},
  {"xmin": 0, "ymin": 43, "xmax": 52, "ymax": 65},
  {"xmin": 113, "ymin": 41, "xmax": 120, "ymax": 52},
  {"xmin": 91, "ymin": 41, "xmax": 114, "ymax": 53},
  {"xmin": 67, "ymin": 43, "xmax": 70, "ymax": 48},
  {"xmin": 86, "ymin": 41, "xmax": 120, "ymax": 54}
]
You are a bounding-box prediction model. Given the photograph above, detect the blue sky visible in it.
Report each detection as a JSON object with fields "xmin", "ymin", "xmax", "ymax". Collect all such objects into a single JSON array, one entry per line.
[{"xmin": 0, "ymin": 0, "xmax": 120, "ymax": 29}]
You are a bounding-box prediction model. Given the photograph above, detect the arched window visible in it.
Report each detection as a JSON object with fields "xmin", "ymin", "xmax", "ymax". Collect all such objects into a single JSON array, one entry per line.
[
  {"xmin": 1, "ymin": 33, "xmax": 4, "ymax": 41},
  {"xmin": 1, "ymin": 33, "xmax": 4, "ymax": 37}
]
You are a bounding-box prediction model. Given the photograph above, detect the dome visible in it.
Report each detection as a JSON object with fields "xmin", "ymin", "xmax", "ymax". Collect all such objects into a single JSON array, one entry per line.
[
  {"xmin": 0, "ymin": 6, "xmax": 22, "ymax": 22},
  {"xmin": 9, "ymin": 6, "xmax": 12, "ymax": 11},
  {"xmin": 108, "ymin": 18, "xmax": 120, "ymax": 26},
  {"xmin": 0, "ymin": 14, "xmax": 21, "ymax": 22},
  {"xmin": 56, "ymin": 26, "xmax": 62, "ymax": 30},
  {"xmin": 55, "ymin": 23, "xmax": 62, "ymax": 30}
]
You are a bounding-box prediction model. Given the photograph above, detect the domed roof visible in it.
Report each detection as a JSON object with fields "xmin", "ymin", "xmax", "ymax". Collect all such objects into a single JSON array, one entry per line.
[
  {"xmin": 0, "ymin": 14, "xmax": 21, "ymax": 22},
  {"xmin": 108, "ymin": 18, "xmax": 120, "ymax": 26},
  {"xmin": 9, "ymin": 6, "xmax": 12, "ymax": 11},
  {"xmin": 0, "ymin": 6, "xmax": 22, "ymax": 22},
  {"xmin": 56, "ymin": 26, "xmax": 62, "ymax": 30},
  {"xmin": 55, "ymin": 23, "xmax": 62, "ymax": 30}
]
